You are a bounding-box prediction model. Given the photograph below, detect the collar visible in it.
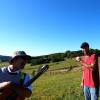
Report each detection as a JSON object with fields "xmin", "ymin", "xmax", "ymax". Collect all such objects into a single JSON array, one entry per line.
[{"xmin": 7, "ymin": 65, "xmax": 20, "ymax": 74}]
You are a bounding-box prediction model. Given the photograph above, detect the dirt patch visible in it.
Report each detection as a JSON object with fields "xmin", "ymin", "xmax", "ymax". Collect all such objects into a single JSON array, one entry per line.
[{"xmin": 48, "ymin": 66, "xmax": 82, "ymax": 74}]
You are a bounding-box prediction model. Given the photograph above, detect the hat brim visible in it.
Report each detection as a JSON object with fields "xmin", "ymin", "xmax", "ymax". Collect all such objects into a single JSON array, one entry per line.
[{"xmin": 9, "ymin": 55, "xmax": 31, "ymax": 64}]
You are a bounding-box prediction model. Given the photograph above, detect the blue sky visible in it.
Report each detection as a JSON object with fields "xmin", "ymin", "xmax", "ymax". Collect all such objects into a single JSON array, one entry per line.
[{"xmin": 0, "ymin": 0, "xmax": 100, "ymax": 56}]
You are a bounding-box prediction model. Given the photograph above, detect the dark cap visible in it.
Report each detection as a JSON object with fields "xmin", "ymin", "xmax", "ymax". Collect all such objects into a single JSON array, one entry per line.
[{"xmin": 80, "ymin": 42, "xmax": 89, "ymax": 48}]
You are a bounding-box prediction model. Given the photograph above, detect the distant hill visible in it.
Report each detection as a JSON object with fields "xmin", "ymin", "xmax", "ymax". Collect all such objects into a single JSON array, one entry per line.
[
  {"xmin": 30, "ymin": 49, "xmax": 100, "ymax": 65},
  {"xmin": 0, "ymin": 55, "xmax": 11, "ymax": 62}
]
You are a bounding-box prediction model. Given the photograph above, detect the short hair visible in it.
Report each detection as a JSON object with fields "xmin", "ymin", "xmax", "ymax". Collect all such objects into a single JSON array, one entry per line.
[{"xmin": 80, "ymin": 42, "xmax": 89, "ymax": 48}]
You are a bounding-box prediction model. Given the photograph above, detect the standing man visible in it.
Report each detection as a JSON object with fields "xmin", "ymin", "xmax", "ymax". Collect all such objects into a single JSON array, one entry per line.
[
  {"xmin": 0, "ymin": 51, "xmax": 32, "ymax": 100},
  {"xmin": 80, "ymin": 42, "xmax": 99, "ymax": 100}
]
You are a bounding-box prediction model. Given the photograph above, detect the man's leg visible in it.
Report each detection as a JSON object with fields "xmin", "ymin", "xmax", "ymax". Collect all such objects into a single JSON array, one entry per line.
[
  {"xmin": 84, "ymin": 86, "xmax": 91, "ymax": 100},
  {"xmin": 90, "ymin": 87, "xmax": 99, "ymax": 100}
]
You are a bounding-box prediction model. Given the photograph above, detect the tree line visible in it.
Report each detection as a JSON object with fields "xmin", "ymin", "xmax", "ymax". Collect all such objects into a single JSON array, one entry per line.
[{"xmin": 30, "ymin": 49, "xmax": 100, "ymax": 66}]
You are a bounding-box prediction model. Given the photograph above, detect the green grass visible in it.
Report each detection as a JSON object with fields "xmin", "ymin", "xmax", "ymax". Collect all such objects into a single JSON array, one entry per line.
[
  {"xmin": 25, "ymin": 57, "xmax": 100, "ymax": 100},
  {"xmin": 26, "ymin": 71, "xmax": 84, "ymax": 100},
  {"xmin": 0, "ymin": 57, "xmax": 100, "ymax": 100}
]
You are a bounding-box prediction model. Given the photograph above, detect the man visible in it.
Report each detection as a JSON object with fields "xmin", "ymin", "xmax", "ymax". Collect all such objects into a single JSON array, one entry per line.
[
  {"xmin": 0, "ymin": 51, "xmax": 32, "ymax": 100},
  {"xmin": 80, "ymin": 42, "xmax": 99, "ymax": 100}
]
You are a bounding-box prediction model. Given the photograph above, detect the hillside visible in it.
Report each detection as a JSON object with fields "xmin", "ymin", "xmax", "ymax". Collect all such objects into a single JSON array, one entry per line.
[
  {"xmin": 0, "ymin": 55, "xmax": 11, "ymax": 62},
  {"xmin": 0, "ymin": 57, "xmax": 100, "ymax": 100}
]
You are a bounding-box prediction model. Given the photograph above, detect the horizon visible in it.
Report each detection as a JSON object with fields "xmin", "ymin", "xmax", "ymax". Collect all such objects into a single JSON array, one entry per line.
[{"xmin": 0, "ymin": 48, "xmax": 100, "ymax": 57}]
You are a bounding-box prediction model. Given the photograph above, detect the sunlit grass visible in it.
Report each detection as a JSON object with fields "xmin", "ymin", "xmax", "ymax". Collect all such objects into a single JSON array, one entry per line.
[{"xmin": 0, "ymin": 57, "xmax": 100, "ymax": 100}]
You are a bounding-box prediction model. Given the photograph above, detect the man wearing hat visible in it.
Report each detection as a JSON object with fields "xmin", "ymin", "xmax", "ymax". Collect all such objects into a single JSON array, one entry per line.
[
  {"xmin": 0, "ymin": 51, "xmax": 32, "ymax": 100},
  {"xmin": 80, "ymin": 42, "xmax": 99, "ymax": 100}
]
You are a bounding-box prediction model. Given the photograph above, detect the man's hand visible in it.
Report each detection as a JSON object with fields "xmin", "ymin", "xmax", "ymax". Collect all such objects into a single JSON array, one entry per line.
[
  {"xmin": 75, "ymin": 57, "xmax": 81, "ymax": 62},
  {"xmin": 82, "ymin": 63, "xmax": 96, "ymax": 70},
  {"xmin": 80, "ymin": 82, "xmax": 83, "ymax": 88}
]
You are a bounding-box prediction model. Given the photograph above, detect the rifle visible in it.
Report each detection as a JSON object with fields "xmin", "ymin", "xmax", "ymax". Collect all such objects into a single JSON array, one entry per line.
[{"xmin": 0, "ymin": 65, "xmax": 49, "ymax": 100}]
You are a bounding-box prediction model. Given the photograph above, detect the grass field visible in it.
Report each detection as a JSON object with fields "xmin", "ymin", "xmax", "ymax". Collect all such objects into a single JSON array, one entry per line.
[
  {"xmin": 0, "ymin": 57, "xmax": 100, "ymax": 100},
  {"xmin": 25, "ymin": 57, "xmax": 100, "ymax": 100},
  {"xmin": 27, "ymin": 71, "xmax": 84, "ymax": 100}
]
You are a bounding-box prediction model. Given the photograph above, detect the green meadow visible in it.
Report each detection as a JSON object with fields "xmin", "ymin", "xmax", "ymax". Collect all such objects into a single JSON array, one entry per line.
[
  {"xmin": 0, "ymin": 57, "xmax": 100, "ymax": 100},
  {"xmin": 26, "ymin": 58, "xmax": 100, "ymax": 100}
]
